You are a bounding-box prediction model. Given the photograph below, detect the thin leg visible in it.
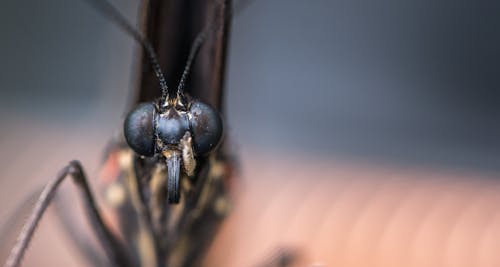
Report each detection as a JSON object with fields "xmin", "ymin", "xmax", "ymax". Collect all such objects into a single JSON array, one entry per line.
[
  {"xmin": 4, "ymin": 160, "xmax": 131, "ymax": 267},
  {"xmin": 53, "ymin": 194, "xmax": 110, "ymax": 266},
  {"xmin": 0, "ymin": 187, "xmax": 41, "ymax": 251}
]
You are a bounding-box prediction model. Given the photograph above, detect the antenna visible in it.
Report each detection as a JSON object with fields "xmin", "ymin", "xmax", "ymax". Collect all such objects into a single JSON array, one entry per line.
[
  {"xmin": 83, "ymin": 0, "xmax": 169, "ymax": 98},
  {"xmin": 85, "ymin": 0, "xmax": 234, "ymax": 100},
  {"xmin": 176, "ymin": 27, "xmax": 209, "ymax": 96},
  {"xmin": 176, "ymin": 0, "xmax": 229, "ymax": 96}
]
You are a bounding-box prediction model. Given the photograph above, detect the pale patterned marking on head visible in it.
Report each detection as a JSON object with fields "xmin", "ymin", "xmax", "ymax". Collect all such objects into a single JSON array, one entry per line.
[{"xmin": 180, "ymin": 132, "xmax": 196, "ymax": 176}]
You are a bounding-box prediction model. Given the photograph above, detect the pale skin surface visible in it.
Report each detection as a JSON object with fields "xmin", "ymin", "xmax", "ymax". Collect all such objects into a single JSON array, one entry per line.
[{"xmin": 206, "ymin": 149, "xmax": 500, "ymax": 267}]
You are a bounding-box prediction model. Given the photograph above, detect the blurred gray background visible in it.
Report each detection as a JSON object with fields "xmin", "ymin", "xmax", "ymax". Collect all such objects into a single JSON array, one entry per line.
[
  {"xmin": 1, "ymin": 0, "xmax": 499, "ymax": 175},
  {"xmin": 0, "ymin": 0, "xmax": 500, "ymax": 265}
]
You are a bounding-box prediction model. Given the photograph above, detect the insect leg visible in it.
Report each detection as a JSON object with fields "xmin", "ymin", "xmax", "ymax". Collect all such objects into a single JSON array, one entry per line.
[
  {"xmin": 5, "ymin": 161, "xmax": 131, "ymax": 267},
  {"xmin": 53, "ymin": 194, "xmax": 110, "ymax": 267}
]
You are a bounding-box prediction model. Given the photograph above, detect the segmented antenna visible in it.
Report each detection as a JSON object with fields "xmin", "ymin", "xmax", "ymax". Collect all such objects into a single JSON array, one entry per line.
[
  {"xmin": 176, "ymin": 0, "xmax": 229, "ymax": 96},
  {"xmin": 176, "ymin": 29, "xmax": 208, "ymax": 96},
  {"xmin": 176, "ymin": 0, "xmax": 262, "ymax": 96},
  {"xmin": 86, "ymin": 0, "xmax": 234, "ymax": 100},
  {"xmin": 84, "ymin": 0, "xmax": 169, "ymax": 98}
]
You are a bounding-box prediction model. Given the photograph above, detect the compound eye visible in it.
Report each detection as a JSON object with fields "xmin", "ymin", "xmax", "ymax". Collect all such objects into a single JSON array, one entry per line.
[
  {"xmin": 124, "ymin": 103, "xmax": 156, "ymax": 157},
  {"xmin": 189, "ymin": 100, "xmax": 223, "ymax": 155}
]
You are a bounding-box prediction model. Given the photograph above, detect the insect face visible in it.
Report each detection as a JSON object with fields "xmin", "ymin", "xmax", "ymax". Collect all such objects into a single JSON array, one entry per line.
[
  {"xmin": 124, "ymin": 97, "xmax": 223, "ymax": 158},
  {"xmin": 123, "ymin": 95, "xmax": 223, "ymax": 203}
]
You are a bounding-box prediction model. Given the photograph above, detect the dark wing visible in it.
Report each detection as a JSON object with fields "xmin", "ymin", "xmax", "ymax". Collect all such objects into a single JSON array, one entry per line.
[
  {"xmin": 133, "ymin": 1, "xmax": 235, "ymax": 266},
  {"xmin": 135, "ymin": 0, "xmax": 232, "ymax": 111}
]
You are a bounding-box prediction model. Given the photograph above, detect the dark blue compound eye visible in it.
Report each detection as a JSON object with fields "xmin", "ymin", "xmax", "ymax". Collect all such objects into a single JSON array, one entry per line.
[
  {"xmin": 188, "ymin": 100, "xmax": 223, "ymax": 155},
  {"xmin": 124, "ymin": 103, "xmax": 156, "ymax": 157}
]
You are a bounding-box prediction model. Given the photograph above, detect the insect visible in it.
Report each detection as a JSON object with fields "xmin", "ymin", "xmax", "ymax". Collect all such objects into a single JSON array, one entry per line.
[{"xmin": 3, "ymin": 0, "xmax": 238, "ymax": 266}]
